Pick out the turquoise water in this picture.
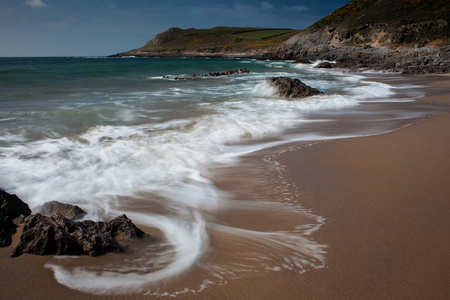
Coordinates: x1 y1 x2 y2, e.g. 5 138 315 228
0 57 442 295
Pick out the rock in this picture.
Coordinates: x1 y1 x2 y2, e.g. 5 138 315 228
0 218 15 247
0 190 150 257
97 214 146 241
35 201 87 220
270 29 450 75
0 189 31 247
11 213 148 257
315 62 334 68
170 68 250 80
267 77 324 99
0 189 32 219
197 68 250 77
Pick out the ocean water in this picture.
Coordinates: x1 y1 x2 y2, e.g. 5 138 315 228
0 57 443 295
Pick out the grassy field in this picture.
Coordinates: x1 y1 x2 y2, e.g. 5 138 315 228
232 29 296 39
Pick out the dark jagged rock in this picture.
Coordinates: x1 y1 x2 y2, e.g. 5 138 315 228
35 201 87 220
315 62 334 69
98 214 146 241
195 68 250 77
169 68 250 80
0 189 32 219
11 213 148 257
0 190 150 258
0 189 31 247
268 44 450 75
0 217 15 247
267 77 324 99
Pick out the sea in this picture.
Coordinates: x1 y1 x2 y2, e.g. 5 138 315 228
0 57 444 296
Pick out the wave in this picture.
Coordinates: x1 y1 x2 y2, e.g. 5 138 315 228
0 58 428 295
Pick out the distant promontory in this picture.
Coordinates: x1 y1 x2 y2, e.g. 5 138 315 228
111 0 450 74
111 27 300 58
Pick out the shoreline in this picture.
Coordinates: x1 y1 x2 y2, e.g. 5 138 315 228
200 74 450 299
110 46 450 76
1 74 449 299
272 75 450 299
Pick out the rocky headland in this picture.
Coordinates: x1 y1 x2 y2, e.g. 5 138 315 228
264 0 450 75
111 0 450 75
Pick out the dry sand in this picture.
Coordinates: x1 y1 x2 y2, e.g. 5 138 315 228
1 75 449 299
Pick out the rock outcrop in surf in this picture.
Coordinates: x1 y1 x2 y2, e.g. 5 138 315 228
167 68 250 80
267 77 324 99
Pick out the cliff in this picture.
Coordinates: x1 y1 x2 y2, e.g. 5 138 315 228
269 0 450 74
303 0 450 49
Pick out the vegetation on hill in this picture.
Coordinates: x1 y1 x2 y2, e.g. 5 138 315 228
136 27 300 54
270 0 450 74
311 0 449 29
114 0 450 58
305 0 450 47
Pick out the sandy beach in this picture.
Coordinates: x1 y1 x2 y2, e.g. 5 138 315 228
275 90 450 298
1 74 449 299
203 75 450 300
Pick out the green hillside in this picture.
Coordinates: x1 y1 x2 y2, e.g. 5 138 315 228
137 27 300 53
310 0 450 29
305 0 450 47
113 0 450 57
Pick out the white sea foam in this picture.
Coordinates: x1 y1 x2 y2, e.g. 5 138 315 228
46 210 207 294
310 60 336 68
347 81 395 100
1 58 430 295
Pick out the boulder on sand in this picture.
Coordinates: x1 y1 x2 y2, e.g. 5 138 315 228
11 213 147 257
0 189 150 258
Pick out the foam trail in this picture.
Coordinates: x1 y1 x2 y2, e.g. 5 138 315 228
1 58 435 296
47 210 207 294
216 225 327 271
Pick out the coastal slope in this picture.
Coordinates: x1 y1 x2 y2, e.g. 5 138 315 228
111 0 450 74
111 27 299 58
270 0 450 74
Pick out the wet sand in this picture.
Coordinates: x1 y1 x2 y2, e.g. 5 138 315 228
275 111 450 298
204 75 450 299
1 75 449 299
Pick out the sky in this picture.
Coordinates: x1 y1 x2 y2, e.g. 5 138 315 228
0 0 349 57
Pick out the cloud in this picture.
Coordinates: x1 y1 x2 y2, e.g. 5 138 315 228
261 2 274 11
25 0 47 8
